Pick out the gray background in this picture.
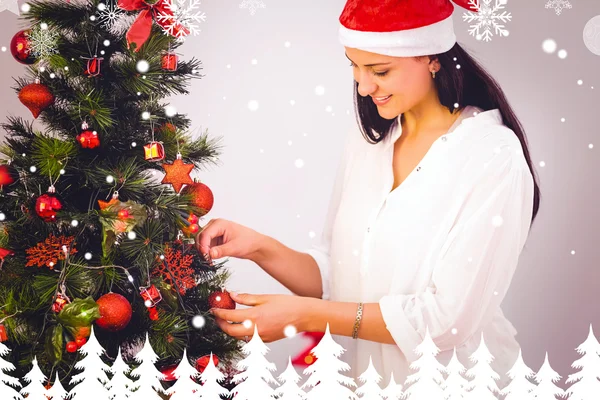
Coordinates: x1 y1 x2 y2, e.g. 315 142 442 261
1 0 599 388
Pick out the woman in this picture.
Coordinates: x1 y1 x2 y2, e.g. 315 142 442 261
196 0 541 390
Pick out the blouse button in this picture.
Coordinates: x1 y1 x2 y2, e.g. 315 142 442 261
367 227 370 233
441 136 447 141
416 166 421 171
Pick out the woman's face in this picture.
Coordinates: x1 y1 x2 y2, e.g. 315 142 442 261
345 47 436 120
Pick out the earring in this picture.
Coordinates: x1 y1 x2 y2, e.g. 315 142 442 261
431 70 436 79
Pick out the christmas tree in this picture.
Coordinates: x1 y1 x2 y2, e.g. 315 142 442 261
0 0 240 389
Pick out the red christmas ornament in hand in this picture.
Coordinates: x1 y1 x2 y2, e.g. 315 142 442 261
208 290 236 310
35 193 62 222
182 180 214 216
95 293 133 332
196 354 219 373
76 122 100 148
18 79 55 119
10 30 35 65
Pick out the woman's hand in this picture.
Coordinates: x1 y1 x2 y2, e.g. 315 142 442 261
210 292 317 343
195 218 265 263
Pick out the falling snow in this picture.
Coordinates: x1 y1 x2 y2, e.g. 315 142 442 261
97 2 124 31
28 24 59 58
157 0 206 40
545 0 572 15
239 0 266 16
462 0 512 42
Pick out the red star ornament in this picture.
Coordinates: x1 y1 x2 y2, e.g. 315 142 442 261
162 156 194 193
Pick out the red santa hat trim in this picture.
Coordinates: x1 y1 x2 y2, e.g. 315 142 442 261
338 0 478 57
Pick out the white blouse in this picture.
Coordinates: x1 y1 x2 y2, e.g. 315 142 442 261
305 105 534 390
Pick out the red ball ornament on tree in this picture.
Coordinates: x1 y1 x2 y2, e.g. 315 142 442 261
95 293 133 332
161 365 178 382
208 290 236 310
75 337 87 348
196 354 219 373
76 122 100 149
117 209 130 220
66 341 78 353
0 165 17 187
182 180 214 216
10 30 35 65
18 79 55 119
0 324 8 342
35 191 62 222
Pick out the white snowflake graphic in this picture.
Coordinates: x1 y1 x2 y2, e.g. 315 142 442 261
28 23 59 58
97 1 124 30
157 0 206 41
545 0 572 15
239 0 266 16
462 0 511 42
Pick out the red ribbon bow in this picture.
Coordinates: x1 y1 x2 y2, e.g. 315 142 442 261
117 0 190 52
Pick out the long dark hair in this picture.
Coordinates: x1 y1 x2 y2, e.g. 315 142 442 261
353 43 541 225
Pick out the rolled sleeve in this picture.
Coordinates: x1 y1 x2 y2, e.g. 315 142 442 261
379 138 535 360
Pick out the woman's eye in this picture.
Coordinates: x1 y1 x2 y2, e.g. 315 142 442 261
374 71 389 77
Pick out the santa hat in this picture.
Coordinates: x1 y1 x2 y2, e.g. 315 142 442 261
338 0 478 57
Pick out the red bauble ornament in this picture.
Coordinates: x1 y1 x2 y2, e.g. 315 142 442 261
0 324 7 342
143 141 165 161
75 337 87 348
187 213 198 224
10 30 35 65
196 354 219 374
161 154 194 193
188 223 199 234
148 307 159 321
182 180 214 216
161 365 178 381
0 165 17 187
208 290 236 310
35 192 62 222
18 79 55 119
66 341 78 353
76 122 101 149
95 293 133 332
161 52 178 71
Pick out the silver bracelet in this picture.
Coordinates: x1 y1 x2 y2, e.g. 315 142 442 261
352 302 364 339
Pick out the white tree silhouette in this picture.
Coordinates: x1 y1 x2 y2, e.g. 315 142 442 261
165 348 203 399
355 356 385 399
274 356 305 400
0 341 22 400
301 323 357 399
129 333 166 399
565 324 600 399
380 371 403 400
464 333 500 400
530 352 565 400
109 346 135 399
197 353 230 399
230 324 279 400
46 372 68 400
402 327 446 400
20 357 49 399
443 347 469 400
69 326 111 399
499 348 536 400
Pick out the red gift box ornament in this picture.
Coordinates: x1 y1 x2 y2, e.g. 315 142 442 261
52 292 70 313
143 141 165 161
83 56 104 77
161 52 178 71
0 324 7 342
117 0 190 52
140 284 162 307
